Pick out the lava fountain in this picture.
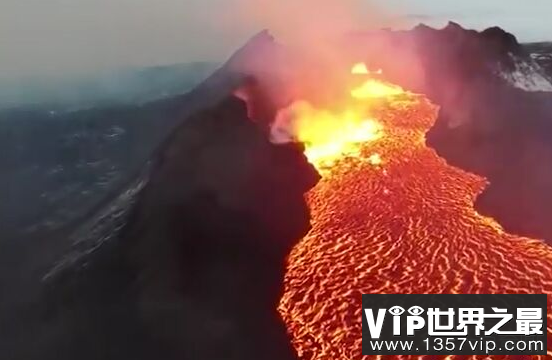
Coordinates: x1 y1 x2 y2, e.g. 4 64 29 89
271 63 405 169
277 63 552 359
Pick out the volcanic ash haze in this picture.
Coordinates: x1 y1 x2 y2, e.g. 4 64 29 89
224 0 391 45
221 0 425 102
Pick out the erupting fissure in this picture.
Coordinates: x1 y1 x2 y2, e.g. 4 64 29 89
272 63 405 169
277 63 552 359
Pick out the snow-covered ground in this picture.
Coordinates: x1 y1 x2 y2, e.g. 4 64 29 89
499 53 552 92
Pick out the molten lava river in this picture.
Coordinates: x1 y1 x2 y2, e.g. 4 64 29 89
277 65 552 359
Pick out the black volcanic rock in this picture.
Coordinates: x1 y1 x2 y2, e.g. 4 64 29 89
406 25 552 242
426 87 552 243
27 96 319 360
480 26 522 56
411 22 520 85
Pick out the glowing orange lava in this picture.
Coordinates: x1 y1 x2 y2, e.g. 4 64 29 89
278 64 552 359
280 101 383 168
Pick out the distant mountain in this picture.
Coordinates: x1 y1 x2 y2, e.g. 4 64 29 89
0 62 218 111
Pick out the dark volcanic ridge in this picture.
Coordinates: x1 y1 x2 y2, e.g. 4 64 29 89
11 96 319 360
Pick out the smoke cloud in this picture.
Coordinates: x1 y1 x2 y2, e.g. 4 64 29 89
2 0 551 81
219 0 394 46
215 0 429 126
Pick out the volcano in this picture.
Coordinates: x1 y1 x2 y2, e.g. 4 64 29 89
6 22 552 360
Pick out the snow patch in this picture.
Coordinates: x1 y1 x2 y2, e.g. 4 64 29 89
499 54 552 92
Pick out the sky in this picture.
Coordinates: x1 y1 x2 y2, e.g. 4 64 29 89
1 0 551 79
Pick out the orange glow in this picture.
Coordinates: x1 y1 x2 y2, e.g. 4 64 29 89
283 101 383 168
351 78 405 99
350 62 404 99
276 63 407 169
